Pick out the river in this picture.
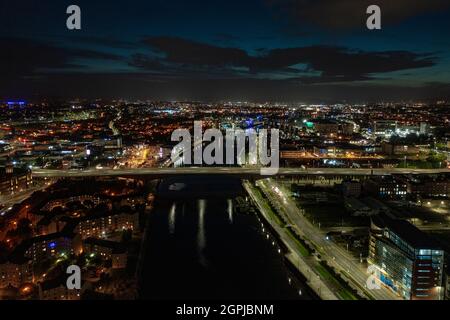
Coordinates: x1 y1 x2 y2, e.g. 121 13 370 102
139 176 316 300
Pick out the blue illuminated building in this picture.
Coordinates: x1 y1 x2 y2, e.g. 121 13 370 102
5 101 26 109
369 214 445 300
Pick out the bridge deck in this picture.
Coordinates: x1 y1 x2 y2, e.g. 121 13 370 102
31 167 450 178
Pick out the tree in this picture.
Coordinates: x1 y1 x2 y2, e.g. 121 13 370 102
426 151 446 165
121 229 132 244
16 218 33 237
0 241 9 259
34 157 46 168
94 203 110 215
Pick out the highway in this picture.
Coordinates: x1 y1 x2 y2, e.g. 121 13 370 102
257 179 401 300
0 180 55 241
31 167 450 178
325 224 450 232
0 180 54 210
243 181 339 300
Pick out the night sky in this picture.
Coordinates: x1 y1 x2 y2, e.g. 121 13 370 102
1 0 450 102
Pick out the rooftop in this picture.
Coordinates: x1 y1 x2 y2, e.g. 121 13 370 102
372 214 442 250
84 237 126 254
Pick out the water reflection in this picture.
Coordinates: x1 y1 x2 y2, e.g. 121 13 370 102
168 203 176 234
197 199 208 267
139 176 314 300
227 199 233 224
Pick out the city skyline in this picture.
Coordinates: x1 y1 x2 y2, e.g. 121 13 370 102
1 99 450 302
2 0 450 305
2 0 450 102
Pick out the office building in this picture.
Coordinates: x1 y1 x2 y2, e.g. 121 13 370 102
369 214 445 300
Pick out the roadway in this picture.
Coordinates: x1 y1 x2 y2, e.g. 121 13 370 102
31 167 450 178
243 181 339 300
257 179 401 300
325 224 450 232
0 180 54 211
0 180 55 241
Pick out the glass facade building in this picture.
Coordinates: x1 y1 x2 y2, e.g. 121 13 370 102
369 214 444 300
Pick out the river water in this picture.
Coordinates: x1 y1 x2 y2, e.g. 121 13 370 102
139 176 315 300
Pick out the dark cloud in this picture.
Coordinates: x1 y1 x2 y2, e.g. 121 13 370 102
0 36 444 103
0 37 437 84
129 53 168 72
268 0 450 30
1 37 122 77
3 73 450 103
67 35 138 49
141 36 250 68
213 33 241 42
135 36 437 83
129 52 247 79
255 47 436 78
